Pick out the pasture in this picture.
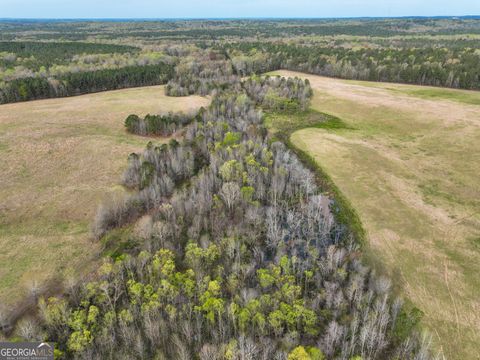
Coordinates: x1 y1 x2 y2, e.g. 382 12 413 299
271 70 480 360
0 87 208 309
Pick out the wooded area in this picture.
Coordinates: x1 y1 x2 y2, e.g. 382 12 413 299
29 75 429 359
1 18 479 104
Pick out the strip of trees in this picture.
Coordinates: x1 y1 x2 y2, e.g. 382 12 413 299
224 43 480 90
0 63 174 103
244 75 313 111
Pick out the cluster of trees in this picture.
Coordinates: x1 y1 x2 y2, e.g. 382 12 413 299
0 63 174 103
10 75 432 359
164 48 314 111
124 110 204 137
165 50 240 96
224 43 480 90
244 76 313 111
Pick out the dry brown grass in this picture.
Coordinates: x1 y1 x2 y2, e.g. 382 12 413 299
0 86 208 308
271 70 480 360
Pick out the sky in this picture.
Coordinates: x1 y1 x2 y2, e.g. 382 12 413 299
1 0 479 19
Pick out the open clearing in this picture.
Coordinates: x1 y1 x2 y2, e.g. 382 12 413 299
271 71 480 360
0 87 208 309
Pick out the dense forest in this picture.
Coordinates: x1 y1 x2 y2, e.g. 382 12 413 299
0 63 173 103
11 74 431 360
0 42 139 69
0 41 173 103
0 18 480 104
2 18 480 41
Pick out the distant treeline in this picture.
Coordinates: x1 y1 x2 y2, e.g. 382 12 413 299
0 63 174 104
224 43 480 90
0 41 139 69
3 18 480 42
1 19 480 104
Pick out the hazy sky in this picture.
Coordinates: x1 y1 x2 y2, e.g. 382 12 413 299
1 0 479 19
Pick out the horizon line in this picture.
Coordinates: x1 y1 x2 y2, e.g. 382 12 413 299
1 15 480 21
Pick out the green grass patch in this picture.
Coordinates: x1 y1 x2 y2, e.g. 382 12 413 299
0 219 88 237
101 226 138 260
418 181 458 205
314 116 352 130
326 77 480 106
395 88 480 106
0 141 8 152
469 236 480 251
265 108 352 134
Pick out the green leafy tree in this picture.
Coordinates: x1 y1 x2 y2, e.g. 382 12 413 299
288 346 311 360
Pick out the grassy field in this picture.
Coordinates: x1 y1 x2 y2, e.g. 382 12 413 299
270 71 480 360
0 87 208 309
